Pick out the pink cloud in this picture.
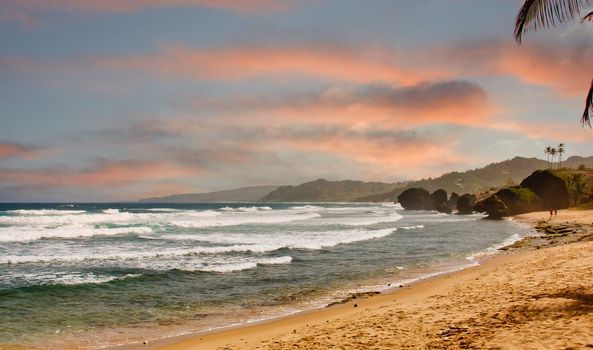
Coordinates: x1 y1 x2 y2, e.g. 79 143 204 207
494 43 593 96
197 81 496 128
0 142 44 159
0 160 202 188
94 45 450 85
431 41 593 97
276 135 469 168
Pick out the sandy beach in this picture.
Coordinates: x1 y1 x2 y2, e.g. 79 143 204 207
116 209 593 350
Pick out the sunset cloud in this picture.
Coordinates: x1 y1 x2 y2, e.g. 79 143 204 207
0 160 201 188
268 128 470 169
195 80 494 127
433 40 593 97
494 42 593 96
94 45 449 85
0 142 44 159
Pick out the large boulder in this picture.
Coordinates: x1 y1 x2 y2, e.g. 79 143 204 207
494 187 541 214
430 189 448 210
456 193 477 215
520 170 569 210
397 188 431 210
448 192 460 210
474 195 510 219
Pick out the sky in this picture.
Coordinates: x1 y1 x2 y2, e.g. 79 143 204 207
1 0 592 202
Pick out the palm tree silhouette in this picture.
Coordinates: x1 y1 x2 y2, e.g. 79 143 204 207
557 143 565 168
544 146 554 168
514 0 593 126
550 147 558 168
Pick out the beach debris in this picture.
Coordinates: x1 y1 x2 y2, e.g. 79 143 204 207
326 291 379 307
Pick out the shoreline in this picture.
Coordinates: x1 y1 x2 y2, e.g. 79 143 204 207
108 251 488 350
116 247 534 350
112 210 591 350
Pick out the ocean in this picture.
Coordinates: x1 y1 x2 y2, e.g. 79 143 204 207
0 202 531 348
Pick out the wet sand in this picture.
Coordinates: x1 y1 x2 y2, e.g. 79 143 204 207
115 209 593 349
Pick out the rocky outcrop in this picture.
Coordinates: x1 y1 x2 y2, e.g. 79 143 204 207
474 195 510 219
431 189 448 208
397 188 453 212
431 189 452 213
456 193 477 215
474 170 568 219
448 192 460 210
493 187 541 214
397 188 431 210
519 170 569 210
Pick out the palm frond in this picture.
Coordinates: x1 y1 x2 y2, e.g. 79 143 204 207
581 79 593 127
515 0 592 43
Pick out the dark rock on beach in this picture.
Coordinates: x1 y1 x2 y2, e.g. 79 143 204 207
456 193 476 215
519 170 569 210
448 192 460 210
492 187 541 215
397 188 432 210
431 189 448 210
474 195 510 219
475 170 570 219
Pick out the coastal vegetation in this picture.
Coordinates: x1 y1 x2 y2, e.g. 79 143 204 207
544 143 566 168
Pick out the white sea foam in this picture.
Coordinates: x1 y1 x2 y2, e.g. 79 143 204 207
466 233 523 260
381 202 402 209
324 211 403 226
342 215 402 226
5 209 87 215
165 227 395 250
144 208 182 212
0 243 286 264
200 256 292 273
288 205 324 211
398 225 424 230
220 206 273 212
4 272 141 286
170 212 320 228
0 226 396 264
0 225 153 242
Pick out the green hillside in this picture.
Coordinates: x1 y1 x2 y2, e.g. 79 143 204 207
260 179 402 202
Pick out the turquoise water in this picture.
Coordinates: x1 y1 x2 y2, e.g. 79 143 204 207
0 203 530 348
